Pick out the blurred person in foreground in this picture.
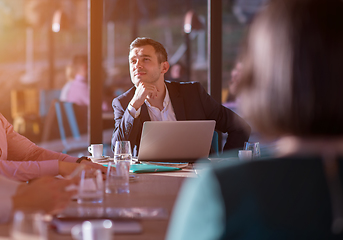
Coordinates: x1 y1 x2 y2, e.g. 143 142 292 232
0 113 106 182
167 0 343 239
111 37 251 155
0 174 77 223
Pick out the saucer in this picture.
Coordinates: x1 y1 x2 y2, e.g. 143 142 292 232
89 156 110 163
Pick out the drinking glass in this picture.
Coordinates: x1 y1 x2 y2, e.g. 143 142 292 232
238 150 253 160
244 142 261 159
77 169 104 204
113 141 131 193
10 211 47 240
114 141 132 163
106 161 130 194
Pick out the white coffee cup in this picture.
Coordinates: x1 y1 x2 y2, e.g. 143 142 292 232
238 150 253 160
71 219 113 240
88 144 103 158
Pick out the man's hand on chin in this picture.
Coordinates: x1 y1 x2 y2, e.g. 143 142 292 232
130 82 158 110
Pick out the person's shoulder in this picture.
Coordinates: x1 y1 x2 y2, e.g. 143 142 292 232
212 155 321 179
112 86 135 107
0 113 6 121
67 81 87 93
165 81 202 93
165 80 201 87
61 81 72 89
0 113 7 127
114 86 135 100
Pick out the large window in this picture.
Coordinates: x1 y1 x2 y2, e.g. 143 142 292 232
0 0 257 144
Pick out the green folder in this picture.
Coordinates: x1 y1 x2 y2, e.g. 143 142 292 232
129 164 182 173
103 163 182 173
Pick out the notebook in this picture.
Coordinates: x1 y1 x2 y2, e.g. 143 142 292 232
137 120 216 162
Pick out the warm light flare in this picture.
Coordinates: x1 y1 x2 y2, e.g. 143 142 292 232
52 23 60 33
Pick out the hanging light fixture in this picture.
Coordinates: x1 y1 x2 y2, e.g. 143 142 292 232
52 9 69 32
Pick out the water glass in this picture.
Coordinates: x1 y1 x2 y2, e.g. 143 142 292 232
106 161 130 194
77 169 104 204
244 142 261 159
238 150 253 160
114 141 132 163
10 211 47 240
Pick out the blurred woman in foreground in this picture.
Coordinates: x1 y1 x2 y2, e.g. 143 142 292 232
0 175 77 223
167 0 343 239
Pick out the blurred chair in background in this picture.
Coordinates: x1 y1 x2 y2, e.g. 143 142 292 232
39 89 61 118
11 89 40 141
54 101 88 154
11 88 62 143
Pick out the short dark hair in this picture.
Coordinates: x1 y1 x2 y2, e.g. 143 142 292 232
238 0 343 138
130 37 168 63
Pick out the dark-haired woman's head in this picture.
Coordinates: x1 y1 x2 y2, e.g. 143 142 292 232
239 0 343 139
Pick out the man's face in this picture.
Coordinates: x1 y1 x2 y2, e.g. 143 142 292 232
129 45 167 86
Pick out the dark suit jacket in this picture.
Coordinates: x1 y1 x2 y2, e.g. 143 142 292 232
111 81 251 156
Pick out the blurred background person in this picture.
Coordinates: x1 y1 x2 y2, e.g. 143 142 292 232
223 61 242 112
59 55 87 105
60 55 111 111
59 64 75 102
167 0 343 239
168 61 187 82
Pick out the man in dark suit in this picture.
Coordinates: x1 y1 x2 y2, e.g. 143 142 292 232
112 37 250 156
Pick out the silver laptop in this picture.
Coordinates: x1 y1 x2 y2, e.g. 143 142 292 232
137 120 216 162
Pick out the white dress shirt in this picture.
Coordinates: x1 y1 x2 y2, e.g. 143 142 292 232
59 81 73 101
128 86 177 121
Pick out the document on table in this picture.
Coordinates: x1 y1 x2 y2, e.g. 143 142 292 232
58 206 168 219
52 218 142 234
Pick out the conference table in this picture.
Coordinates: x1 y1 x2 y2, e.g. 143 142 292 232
0 165 197 240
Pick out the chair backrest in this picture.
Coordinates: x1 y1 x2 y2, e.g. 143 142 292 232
54 101 88 141
53 101 88 153
55 101 78 141
39 89 61 117
211 131 219 156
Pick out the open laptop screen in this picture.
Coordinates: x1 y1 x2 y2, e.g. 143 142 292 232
137 120 216 162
